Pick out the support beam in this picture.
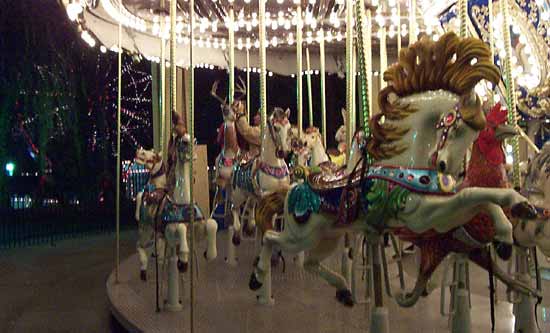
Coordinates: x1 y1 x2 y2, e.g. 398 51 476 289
188 0 196 331
246 48 251 121
259 0 267 134
296 5 303 136
409 0 417 44
306 47 313 128
501 0 520 188
319 30 327 147
115 0 122 284
345 0 354 157
228 6 235 104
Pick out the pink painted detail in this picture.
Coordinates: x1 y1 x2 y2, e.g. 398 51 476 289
258 161 289 179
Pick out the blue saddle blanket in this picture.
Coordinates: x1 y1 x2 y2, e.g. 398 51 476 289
162 202 204 223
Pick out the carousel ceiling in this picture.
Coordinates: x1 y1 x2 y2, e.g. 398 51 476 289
62 0 437 75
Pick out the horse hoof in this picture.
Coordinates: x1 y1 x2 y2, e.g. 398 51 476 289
243 227 255 237
249 272 262 291
421 288 429 297
270 255 279 268
177 260 188 273
493 241 513 261
140 270 147 282
232 234 241 246
335 289 354 307
511 202 538 220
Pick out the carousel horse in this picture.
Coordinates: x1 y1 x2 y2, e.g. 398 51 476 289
394 103 545 308
288 136 310 182
230 107 292 248
329 108 348 167
134 114 217 281
134 148 167 281
249 33 540 309
515 141 550 254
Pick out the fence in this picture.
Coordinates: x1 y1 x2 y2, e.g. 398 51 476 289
0 200 135 249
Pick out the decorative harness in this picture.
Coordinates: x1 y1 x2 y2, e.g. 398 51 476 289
289 105 467 227
232 116 290 196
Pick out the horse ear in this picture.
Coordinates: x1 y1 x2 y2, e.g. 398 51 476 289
285 108 291 118
172 111 181 126
341 108 347 124
387 92 399 104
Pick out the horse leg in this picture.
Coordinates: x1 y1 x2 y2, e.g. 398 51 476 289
175 223 189 273
205 218 218 261
468 247 541 299
402 188 532 245
135 191 143 221
304 235 353 306
137 223 153 281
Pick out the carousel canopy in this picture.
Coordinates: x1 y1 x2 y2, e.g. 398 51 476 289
62 0 437 75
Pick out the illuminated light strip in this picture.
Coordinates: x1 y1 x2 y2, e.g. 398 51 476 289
101 0 147 32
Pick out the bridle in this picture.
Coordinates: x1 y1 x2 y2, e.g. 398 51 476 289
431 102 463 168
176 137 193 163
268 116 288 159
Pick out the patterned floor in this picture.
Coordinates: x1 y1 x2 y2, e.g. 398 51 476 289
107 231 550 333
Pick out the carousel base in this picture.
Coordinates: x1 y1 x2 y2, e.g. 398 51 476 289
107 231 547 333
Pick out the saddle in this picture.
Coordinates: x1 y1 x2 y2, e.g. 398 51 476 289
232 158 257 194
161 197 205 225
142 185 167 206
307 165 363 192
289 164 366 227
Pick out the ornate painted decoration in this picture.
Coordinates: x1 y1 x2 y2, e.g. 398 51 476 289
440 0 550 118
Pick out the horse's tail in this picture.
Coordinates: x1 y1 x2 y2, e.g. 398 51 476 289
256 189 288 235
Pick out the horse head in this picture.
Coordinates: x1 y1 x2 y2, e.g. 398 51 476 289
135 148 162 174
267 107 292 159
369 32 500 181
515 143 550 257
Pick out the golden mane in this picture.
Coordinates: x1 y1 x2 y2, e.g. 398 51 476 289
367 32 500 160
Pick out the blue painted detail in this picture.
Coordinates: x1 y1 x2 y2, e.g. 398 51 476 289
232 161 255 193
367 165 455 194
162 202 205 223
212 188 227 230
288 183 321 217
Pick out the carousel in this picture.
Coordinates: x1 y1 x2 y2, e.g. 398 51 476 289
62 0 550 332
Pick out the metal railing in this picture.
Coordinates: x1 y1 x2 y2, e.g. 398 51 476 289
0 198 135 249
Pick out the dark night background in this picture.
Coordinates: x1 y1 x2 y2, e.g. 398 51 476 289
0 0 347 208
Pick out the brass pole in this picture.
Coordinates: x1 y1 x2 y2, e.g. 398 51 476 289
115 0 122 284
228 6 235 103
306 47 313 128
259 0 267 134
319 30 327 147
187 0 196 331
345 0 354 157
296 4 303 136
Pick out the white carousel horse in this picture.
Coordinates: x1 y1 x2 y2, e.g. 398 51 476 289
134 116 217 285
335 108 347 155
163 134 218 271
134 148 167 281
515 141 550 253
250 34 540 316
512 142 550 332
228 107 292 265
302 127 330 168
134 142 218 277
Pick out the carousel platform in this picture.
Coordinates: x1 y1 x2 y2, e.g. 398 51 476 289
107 231 550 333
